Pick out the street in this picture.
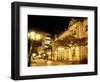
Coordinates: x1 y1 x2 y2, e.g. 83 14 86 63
30 59 81 66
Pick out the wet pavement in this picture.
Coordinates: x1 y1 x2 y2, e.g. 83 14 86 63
30 59 82 66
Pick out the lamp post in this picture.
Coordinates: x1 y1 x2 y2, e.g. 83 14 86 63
28 31 41 66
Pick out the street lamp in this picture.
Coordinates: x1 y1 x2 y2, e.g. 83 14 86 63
36 34 41 40
28 31 41 40
28 31 41 66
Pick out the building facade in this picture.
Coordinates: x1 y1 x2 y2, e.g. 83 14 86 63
53 18 88 64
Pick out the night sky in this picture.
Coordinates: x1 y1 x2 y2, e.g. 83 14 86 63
28 15 71 36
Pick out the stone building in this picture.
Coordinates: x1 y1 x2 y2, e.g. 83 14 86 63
53 18 88 64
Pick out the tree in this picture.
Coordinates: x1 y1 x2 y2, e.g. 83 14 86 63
28 40 42 66
54 35 87 62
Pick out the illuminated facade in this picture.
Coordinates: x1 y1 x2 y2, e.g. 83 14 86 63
53 18 88 63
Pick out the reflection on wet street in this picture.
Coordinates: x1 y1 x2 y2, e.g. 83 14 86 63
30 59 85 66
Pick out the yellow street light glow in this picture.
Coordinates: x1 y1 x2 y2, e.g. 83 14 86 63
28 31 41 40
28 31 36 40
30 32 35 40
36 34 41 40
43 53 46 56
32 53 36 57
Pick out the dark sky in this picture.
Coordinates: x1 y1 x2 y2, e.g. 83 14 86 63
28 15 71 36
